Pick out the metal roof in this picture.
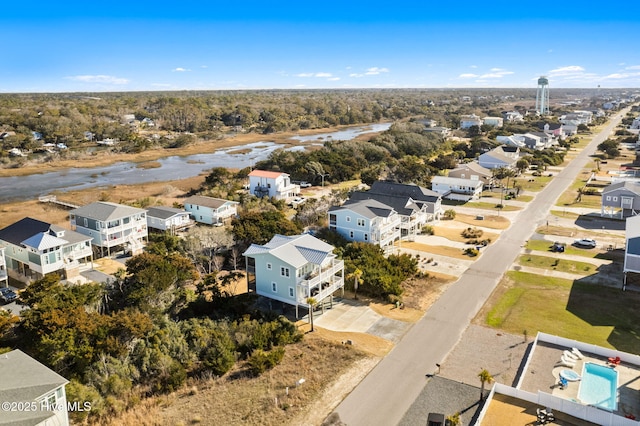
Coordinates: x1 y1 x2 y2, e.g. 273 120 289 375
69 201 146 221
21 232 67 251
243 234 335 268
183 196 238 209
331 198 396 219
146 206 189 220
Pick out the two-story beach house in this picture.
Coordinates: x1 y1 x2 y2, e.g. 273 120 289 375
478 146 519 169
183 195 239 225
460 114 483 129
0 349 70 426
249 170 299 200
244 234 344 318
348 181 443 240
328 199 401 250
601 181 640 219
69 202 148 257
0 217 93 284
448 162 493 187
624 215 640 286
146 206 193 233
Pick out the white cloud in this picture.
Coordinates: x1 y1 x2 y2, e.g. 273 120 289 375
66 75 129 85
625 65 640 70
480 68 514 78
173 67 191 72
458 73 478 79
365 67 389 75
295 72 333 78
548 65 585 76
327 77 340 81
470 65 478 69
349 73 364 78
200 65 208 69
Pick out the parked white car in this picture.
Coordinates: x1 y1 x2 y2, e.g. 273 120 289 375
574 238 596 248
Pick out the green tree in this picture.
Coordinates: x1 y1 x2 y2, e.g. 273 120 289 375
306 297 318 332
478 368 494 400
231 210 302 247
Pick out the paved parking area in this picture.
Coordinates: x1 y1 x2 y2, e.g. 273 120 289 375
314 299 412 343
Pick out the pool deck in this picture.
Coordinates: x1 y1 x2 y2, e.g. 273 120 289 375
519 340 640 419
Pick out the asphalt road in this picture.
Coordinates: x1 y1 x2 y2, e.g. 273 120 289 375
333 111 628 426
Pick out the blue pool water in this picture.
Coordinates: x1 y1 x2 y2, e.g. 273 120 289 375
578 362 618 411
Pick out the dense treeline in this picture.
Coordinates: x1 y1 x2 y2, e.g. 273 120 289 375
0 235 302 422
0 88 612 157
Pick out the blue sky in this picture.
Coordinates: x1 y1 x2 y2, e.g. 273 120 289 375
2 1 639 93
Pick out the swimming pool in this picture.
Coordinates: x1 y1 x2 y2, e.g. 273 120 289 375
578 362 618 411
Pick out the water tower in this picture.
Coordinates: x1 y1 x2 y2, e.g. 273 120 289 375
536 76 550 115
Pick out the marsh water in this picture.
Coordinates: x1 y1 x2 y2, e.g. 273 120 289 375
0 123 391 202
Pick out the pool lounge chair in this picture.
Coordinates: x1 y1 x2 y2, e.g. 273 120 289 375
608 356 621 366
560 355 576 367
563 350 578 360
571 347 584 359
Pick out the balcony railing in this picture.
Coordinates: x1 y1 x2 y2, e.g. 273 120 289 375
297 260 344 304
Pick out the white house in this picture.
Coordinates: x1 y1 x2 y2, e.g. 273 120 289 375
244 234 344 318
328 199 401 250
460 114 483 129
69 202 148 257
0 217 93 284
183 195 239 225
431 176 483 201
146 206 193 232
249 170 300 200
503 111 524 122
478 146 519 169
348 181 443 241
448 162 493 186
482 117 504 128
0 349 70 426
631 116 640 130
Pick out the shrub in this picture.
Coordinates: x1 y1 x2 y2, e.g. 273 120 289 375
461 227 483 239
247 347 285 376
443 209 456 220
422 225 435 235
464 248 479 257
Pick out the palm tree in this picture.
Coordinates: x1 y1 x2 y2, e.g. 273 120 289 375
306 297 318 332
478 368 494 401
347 268 363 300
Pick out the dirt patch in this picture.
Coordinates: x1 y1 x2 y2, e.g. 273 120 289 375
93 258 126 275
400 242 470 260
453 213 511 229
401 274 458 311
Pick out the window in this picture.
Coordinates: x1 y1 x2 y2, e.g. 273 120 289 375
271 282 277 292
267 263 272 270
613 197 618 202
289 287 294 297
606 196 611 201
83 218 88 227
280 267 290 277
350 231 354 238
346 216 351 222
364 234 368 241
357 218 365 227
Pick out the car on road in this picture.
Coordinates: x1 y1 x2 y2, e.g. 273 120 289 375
0 287 18 304
574 238 597 248
299 181 312 188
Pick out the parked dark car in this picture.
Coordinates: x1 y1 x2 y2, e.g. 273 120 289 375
552 242 565 252
0 287 18 304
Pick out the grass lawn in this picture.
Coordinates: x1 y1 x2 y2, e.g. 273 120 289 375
515 176 552 192
517 254 597 275
478 271 640 353
524 239 605 258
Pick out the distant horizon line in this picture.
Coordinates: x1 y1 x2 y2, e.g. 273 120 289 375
1 87 639 96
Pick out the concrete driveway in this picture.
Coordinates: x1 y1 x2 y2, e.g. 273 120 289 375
314 298 412 343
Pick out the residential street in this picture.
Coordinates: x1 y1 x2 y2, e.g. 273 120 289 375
332 112 627 425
